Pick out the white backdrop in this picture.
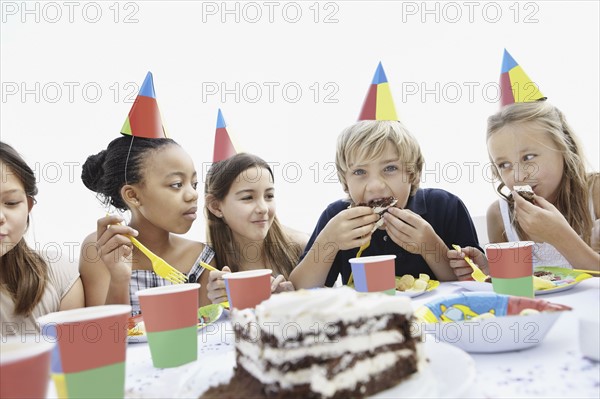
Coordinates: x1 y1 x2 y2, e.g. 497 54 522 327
1 1 598 260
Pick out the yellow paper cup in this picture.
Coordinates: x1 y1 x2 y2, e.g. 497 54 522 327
0 337 55 399
137 283 200 368
223 269 272 309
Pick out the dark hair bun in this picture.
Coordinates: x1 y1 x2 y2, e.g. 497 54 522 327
81 150 107 193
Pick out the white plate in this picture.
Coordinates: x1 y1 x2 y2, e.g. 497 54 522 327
373 340 475 398
452 280 579 296
396 288 437 298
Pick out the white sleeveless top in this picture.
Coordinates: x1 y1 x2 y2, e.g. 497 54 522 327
498 193 599 268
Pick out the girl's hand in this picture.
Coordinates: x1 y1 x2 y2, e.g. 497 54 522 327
513 192 573 244
271 274 295 293
96 215 137 281
383 208 439 255
321 206 379 251
206 266 231 304
447 246 489 280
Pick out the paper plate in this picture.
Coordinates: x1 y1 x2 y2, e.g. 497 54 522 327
453 267 592 296
127 304 224 344
415 292 571 353
396 279 440 298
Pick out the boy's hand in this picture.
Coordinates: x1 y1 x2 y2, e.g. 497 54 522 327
513 192 572 244
383 208 439 255
207 266 231 304
447 246 489 280
321 206 379 250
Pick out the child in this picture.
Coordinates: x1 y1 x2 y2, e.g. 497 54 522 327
79 73 216 314
289 64 480 289
203 111 308 304
449 51 599 277
1 142 84 336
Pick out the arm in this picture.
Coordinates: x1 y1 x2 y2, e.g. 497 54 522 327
486 200 507 244
514 193 600 271
79 215 137 306
289 207 378 289
198 255 217 307
59 277 85 311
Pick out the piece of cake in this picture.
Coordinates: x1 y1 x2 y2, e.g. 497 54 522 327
225 287 422 398
353 196 398 232
514 185 535 203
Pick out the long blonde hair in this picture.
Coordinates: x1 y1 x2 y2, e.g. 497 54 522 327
487 101 595 244
204 153 302 278
0 142 49 316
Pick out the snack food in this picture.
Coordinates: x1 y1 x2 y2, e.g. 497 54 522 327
514 185 535 203
354 196 398 232
396 273 430 292
209 287 422 398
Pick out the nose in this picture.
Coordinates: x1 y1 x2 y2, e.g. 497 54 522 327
514 162 532 183
183 184 199 202
0 208 5 225
365 175 387 195
255 198 268 215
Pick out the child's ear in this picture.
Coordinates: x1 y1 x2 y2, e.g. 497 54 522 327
206 195 223 218
26 196 34 212
121 185 141 208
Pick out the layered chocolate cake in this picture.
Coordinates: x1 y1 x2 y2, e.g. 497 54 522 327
514 185 535 203
207 287 422 398
355 196 398 232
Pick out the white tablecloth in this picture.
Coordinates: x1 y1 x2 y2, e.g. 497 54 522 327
48 278 600 398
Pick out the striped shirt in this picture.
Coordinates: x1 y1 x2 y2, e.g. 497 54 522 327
128 245 215 315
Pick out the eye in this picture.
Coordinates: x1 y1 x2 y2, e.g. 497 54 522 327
266 193 275 200
241 195 253 201
352 169 366 176
496 162 512 170
522 154 536 162
4 201 22 206
170 182 183 189
383 165 398 173
192 181 198 190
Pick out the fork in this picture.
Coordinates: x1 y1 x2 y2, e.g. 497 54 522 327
452 244 488 282
347 241 370 287
129 236 188 284
197 261 230 309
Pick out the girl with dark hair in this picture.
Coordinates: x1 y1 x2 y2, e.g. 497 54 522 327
1 142 84 336
80 136 216 314
204 153 308 304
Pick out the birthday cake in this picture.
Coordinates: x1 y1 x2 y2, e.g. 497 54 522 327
206 287 421 398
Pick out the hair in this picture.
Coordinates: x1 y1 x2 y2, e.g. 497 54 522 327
81 135 177 211
487 101 595 245
0 141 50 316
335 120 424 199
204 153 302 278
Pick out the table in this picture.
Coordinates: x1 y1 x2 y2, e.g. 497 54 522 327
48 279 600 398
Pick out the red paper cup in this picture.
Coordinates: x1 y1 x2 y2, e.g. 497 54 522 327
0 337 55 399
136 283 200 368
485 241 534 298
349 255 396 295
223 269 272 309
37 305 131 398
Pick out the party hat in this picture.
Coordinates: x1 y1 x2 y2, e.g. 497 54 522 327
213 109 237 162
358 62 398 121
500 49 546 107
121 72 167 138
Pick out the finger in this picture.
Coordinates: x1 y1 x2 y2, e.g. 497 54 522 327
447 249 464 260
97 225 138 248
383 213 412 238
345 206 376 218
353 223 375 239
387 207 419 227
271 275 285 292
101 235 133 255
462 246 482 258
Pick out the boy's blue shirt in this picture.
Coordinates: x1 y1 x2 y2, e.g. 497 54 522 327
300 188 482 286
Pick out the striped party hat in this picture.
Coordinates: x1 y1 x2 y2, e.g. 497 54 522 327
213 109 237 162
121 72 167 138
358 62 399 121
500 49 546 107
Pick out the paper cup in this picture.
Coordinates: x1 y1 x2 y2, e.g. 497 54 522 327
0 337 55 398
223 269 272 309
349 255 396 295
136 283 200 368
485 241 534 298
37 305 131 399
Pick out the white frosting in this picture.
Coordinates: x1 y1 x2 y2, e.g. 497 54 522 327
239 349 415 397
237 330 405 365
231 287 413 345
